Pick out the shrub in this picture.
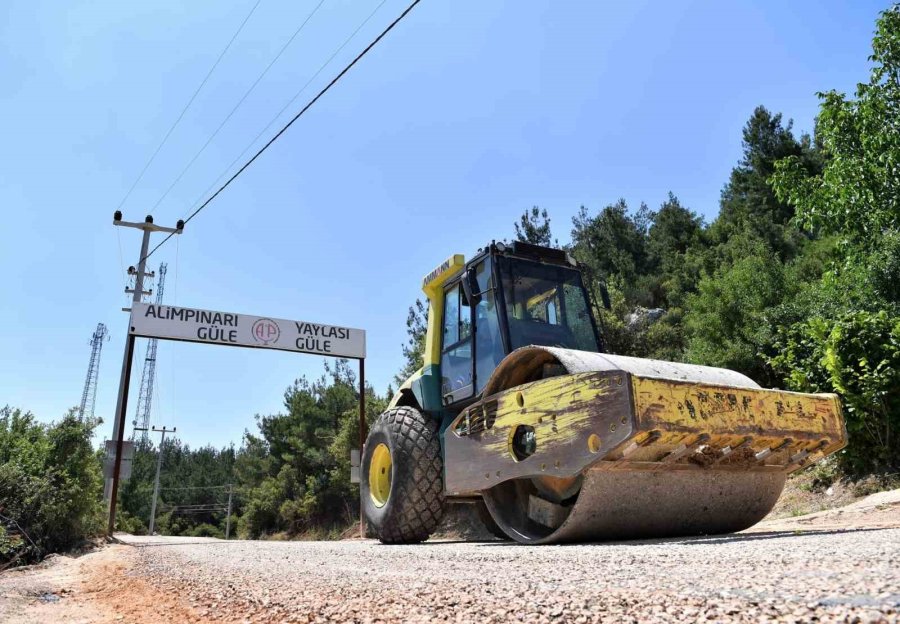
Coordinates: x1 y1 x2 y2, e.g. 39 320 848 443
0 408 104 564
772 310 900 473
185 523 224 539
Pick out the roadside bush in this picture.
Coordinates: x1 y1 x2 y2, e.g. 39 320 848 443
0 525 16 557
115 510 148 535
185 523 224 539
0 407 104 564
797 456 842 492
772 310 900 473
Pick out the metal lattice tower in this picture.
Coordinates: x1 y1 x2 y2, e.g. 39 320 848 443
133 262 167 443
78 323 109 422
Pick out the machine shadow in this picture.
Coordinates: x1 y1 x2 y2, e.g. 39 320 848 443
458 526 891 547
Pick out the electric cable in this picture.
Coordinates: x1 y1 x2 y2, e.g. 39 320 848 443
115 228 128 291
114 0 263 214
177 0 387 222
153 363 162 431
147 0 328 216
139 0 422 265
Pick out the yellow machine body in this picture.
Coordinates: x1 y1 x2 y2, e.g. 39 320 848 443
446 367 845 494
443 346 847 543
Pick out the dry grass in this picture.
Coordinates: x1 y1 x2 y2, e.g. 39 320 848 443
768 458 900 520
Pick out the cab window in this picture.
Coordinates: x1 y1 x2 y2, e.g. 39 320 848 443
440 283 473 402
474 259 504 394
499 257 600 353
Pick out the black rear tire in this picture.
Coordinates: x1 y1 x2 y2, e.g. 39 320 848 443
361 406 445 544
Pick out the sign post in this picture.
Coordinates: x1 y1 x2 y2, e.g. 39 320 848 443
358 358 366 539
106 301 366 536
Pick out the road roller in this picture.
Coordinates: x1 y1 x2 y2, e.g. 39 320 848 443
361 241 847 544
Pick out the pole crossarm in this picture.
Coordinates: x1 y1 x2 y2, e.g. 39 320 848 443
113 214 184 235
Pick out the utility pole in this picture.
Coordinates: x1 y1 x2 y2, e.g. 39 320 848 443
225 484 233 540
135 425 175 535
108 212 182 536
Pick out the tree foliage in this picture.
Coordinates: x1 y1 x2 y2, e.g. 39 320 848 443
772 311 900 471
772 6 900 245
394 298 427 386
711 106 821 259
764 6 900 471
515 206 555 247
684 243 787 386
234 362 387 538
116 361 390 540
0 408 103 565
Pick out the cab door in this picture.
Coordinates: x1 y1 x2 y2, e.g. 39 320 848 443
440 281 473 404
440 257 507 406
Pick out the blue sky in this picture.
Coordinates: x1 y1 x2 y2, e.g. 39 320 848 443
0 0 887 449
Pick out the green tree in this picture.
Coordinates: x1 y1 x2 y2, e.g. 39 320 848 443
643 193 706 310
767 6 900 472
684 239 787 386
514 206 555 247
711 105 820 259
394 299 427 386
772 6 900 246
235 362 385 538
647 193 703 276
571 199 649 291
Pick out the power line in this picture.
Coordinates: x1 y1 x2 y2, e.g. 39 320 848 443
153 358 162 431
115 227 127 289
114 0 263 214
140 0 422 265
176 0 388 222
147 0 328 216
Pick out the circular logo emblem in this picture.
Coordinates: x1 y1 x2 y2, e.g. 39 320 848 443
251 318 280 345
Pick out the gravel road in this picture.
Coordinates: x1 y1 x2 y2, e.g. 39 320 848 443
121 527 899 623
2 491 899 623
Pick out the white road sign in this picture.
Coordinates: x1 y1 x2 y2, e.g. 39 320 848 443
129 302 366 359
103 440 134 480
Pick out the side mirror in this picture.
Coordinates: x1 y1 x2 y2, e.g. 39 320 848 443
461 267 482 306
598 282 611 310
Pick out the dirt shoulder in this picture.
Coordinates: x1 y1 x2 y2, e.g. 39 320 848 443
754 487 900 532
0 543 207 624
767 467 900 520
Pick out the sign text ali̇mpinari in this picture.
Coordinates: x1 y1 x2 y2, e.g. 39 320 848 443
129 302 365 359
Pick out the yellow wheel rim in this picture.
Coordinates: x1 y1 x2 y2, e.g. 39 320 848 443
369 443 392 508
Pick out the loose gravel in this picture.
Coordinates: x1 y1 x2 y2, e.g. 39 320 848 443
121 526 900 623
